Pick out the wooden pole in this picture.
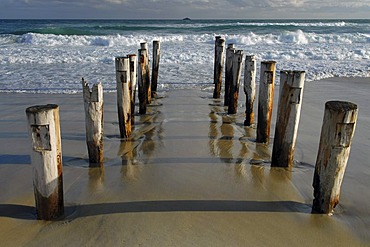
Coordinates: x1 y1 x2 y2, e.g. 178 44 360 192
224 43 235 106
138 49 148 114
213 36 225 99
140 42 151 104
227 50 244 114
312 101 358 215
256 61 276 143
271 71 305 168
26 104 64 220
243 55 257 126
115 56 132 138
82 78 104 167
151 40 160 99
128 54 137 125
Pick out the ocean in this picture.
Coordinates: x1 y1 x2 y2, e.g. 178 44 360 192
0 19 369 93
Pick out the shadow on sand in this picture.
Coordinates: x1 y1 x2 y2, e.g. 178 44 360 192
0 200 311 220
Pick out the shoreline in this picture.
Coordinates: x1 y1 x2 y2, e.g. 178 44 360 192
0 77 369 246
0 76 369 95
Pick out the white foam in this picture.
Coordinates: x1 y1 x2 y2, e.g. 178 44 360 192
236 21 348 27
7 30 370 49
0 29 369 93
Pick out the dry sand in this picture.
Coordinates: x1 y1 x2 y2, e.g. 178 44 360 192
0 77 369 246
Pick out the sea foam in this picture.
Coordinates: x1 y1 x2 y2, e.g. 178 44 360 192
0 19 369 93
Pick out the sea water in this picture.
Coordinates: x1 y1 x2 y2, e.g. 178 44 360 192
0 19 369 93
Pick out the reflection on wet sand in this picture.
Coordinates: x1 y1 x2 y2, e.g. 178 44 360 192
120 140 141 181
118 103 164 180
208 104 272 166
207 100 293 194
208 106 240 163
88 167 105 193
1 84 369 246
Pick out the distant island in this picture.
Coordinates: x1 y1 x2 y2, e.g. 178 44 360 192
183 18 191 21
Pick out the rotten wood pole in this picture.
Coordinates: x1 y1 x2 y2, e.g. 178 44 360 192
227 50 244 114
256 61 276 143
26 104 64 220
115 56 132 138
138 49 148 114
224 43 235 106
128 54 137 124
213 36 225 99
271 71 305 168
312 101 358 215
140 42 151 104
151 40 160 99
82 78 104 167
243 55 257 126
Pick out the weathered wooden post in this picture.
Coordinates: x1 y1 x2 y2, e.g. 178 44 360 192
140 42 151 104
115 56 132 138
82 78 104 167
224 43 235 106
151 40 160 98
26 104 64 220
138 49 148 114
271 71 305 168
213 36 225 99
228 50 244 114
256 61 276 143
128 54 137 124
312 101 358 215
243 55 257 126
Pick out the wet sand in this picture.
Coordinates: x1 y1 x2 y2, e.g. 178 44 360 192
0 77 369 246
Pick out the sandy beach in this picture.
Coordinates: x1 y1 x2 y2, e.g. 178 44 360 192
0 77 369 246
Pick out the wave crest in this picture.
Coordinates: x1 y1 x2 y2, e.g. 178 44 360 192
12 30 370 48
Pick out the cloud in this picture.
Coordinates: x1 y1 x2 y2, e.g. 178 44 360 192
226 0 369 9
0 0 369 18
225 0 305 8
105 0 126 3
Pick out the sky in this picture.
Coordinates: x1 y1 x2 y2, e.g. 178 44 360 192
0 0 369 19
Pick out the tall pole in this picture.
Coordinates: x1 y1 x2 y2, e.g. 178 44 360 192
312 101 358 215
228 50 244 114
138 49 148 114
82 79 104 167
128 54 137 124
140 42 151 104
115 56 132 138
271 71 305 168
26 104 64 220
151 40 160 98
224 43 235 106
243 55 257 126
256 61 276 143
213 36 225 99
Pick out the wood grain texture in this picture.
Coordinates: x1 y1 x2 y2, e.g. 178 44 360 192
82 78 104 167
128 54 137 124
256 61 276 143
138 49 148 114
228 50 244 115
115 57 132 138
213 36 225 99
243 55 256 126
224 43 235 106
140 42 151 104
312 101 358 215
151 40 160 98
271 71 305 168
26 104 64 220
